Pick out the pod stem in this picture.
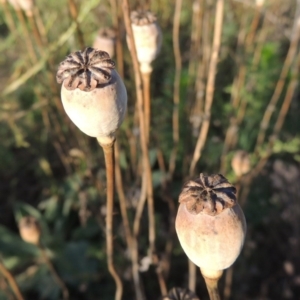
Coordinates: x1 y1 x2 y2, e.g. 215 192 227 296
39 245 69 300
0 260 24 300
201 269 223 300
98 138 123 300
142 71 152 143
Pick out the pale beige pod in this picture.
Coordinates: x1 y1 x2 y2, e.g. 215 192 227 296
17 0 34 16
7 0 21 10
231 150 251 177
56 47 127 142
129 10 162 73
93 28 116 58
19 216 41 245
175 174 246 275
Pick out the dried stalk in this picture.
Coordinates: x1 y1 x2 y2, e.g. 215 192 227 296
142 71 152 143
122 0 167 295
114 142 145 300
169 0 182 178
0 260 24 300
67 0 85 49
189 0 224 175
98 139 123 300
255 2 300 151
40 247 69 300
110 0 124 77
14 8 38 63
220 6 262 173
223 267 234 300
187 0 203 113
190 1 211 138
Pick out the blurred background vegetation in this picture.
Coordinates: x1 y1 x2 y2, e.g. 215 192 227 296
0 0 300 299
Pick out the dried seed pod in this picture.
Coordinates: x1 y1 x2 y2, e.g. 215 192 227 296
18 216 41 245
161 287 199 300
17 0 34 16
128 10 162 73
93 28 116 58
7 0 21 10
56 47 127 142
175 174 246 277
231 150 251 177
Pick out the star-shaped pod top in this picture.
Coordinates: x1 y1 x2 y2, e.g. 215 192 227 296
179 173 236 216
56 47 115 92
130 10 157 25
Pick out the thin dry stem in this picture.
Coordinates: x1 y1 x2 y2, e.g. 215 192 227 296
122 0 167 295
40 246 69 300
188 259 197 292
142 71 152 143
223 267 233 300
67 0 85 49
189 0 224 175
220 7 263 173
110 0 124 77
204 276 221 300
99 140 123 300
15 8 38 63
255 2 300 151
114 142 145 300
169 0 182 179
0 260 24 300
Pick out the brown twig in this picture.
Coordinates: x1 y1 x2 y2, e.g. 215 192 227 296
67 0 85 49
189 0 224 175
255 1 300 151
220 6 263 173
142 71 152 143
98 139 123 300
14 7 38 63
122 0 168 296
110 0 124 77
0 260 24 300
39 246 69 300
114 141 145 299
168 0 182 179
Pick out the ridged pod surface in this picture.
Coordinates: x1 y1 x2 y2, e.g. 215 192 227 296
56 47 127 139
175 174 246 273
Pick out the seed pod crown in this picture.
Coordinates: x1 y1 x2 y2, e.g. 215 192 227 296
179 173 236 216
56 47 115 92
130 10 157 25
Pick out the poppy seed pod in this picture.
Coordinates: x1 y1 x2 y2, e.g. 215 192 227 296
93 28 116 58
129 10 162 73
8 0 20 10
17 0 34 16
56 47 127 142
19 216 41 245
231 150 251 177
175 174 246 277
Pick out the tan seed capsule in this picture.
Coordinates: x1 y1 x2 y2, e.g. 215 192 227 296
231 150 251 177
56 47 127 142
128 10 162 73
175 174 246 276
19 216 41 245
93 28 116 58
